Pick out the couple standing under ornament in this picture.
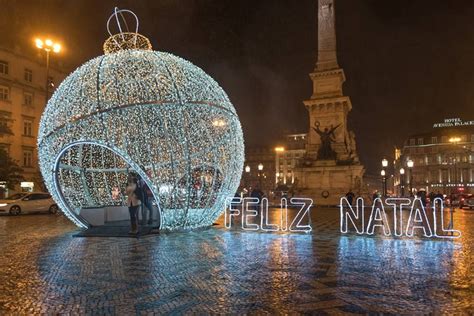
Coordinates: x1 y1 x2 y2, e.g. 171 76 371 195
125 169 157 234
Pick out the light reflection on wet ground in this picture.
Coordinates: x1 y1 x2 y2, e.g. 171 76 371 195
0 208 472 314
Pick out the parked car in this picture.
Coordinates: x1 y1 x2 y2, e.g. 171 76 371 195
446 193 472 208
0 192 58 215
460 194 474 209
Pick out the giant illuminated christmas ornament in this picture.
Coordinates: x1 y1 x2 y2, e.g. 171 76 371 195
37 8 244 230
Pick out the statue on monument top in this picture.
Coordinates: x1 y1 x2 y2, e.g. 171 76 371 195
313 121 340 160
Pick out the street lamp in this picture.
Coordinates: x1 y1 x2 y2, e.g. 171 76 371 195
381 169 386 197
244 165 250 192
449 137 461 190
381 158 388 195
257 163 263 189
35 38 61 105
407 159 414 196
400 167 405 197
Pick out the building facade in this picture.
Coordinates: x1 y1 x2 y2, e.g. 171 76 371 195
395 120 474 195
242 147 276 197
275 133 307 186
0 47 65 194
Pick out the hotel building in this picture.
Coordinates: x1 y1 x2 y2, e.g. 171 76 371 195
394 119 474 195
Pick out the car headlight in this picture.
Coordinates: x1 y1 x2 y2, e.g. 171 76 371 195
0 203 8 207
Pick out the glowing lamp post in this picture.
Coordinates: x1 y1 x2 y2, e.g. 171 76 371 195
35 38 61 105
400 167 405 197
381 158 388 196
381 169 386 197
407 159 414 196
244 165 251 191
258 163 263 189
449 137 461 189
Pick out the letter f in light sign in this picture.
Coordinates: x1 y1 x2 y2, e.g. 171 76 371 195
224 197 241 229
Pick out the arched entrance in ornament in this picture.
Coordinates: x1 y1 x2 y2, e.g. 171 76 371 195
52 141 162 230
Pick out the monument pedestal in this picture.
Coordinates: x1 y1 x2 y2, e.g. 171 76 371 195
288 0 365 205
294 162 364 206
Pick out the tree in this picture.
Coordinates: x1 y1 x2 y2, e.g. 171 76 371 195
0 148 24 189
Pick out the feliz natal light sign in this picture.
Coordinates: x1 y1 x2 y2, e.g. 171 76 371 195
224 196 461 239
224 197 313 232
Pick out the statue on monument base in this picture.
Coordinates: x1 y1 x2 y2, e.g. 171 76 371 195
313 121 340 160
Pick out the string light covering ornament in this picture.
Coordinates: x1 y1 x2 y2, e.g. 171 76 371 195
37 8 244 230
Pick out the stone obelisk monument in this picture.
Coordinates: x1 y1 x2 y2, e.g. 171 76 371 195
294 0 365 205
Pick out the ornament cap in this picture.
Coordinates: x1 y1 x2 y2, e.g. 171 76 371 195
103 7 152 54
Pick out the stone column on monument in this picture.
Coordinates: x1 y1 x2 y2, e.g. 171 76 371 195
293 0 365 205
316 0 339 71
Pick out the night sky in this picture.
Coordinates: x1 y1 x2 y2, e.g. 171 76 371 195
2 0 474 174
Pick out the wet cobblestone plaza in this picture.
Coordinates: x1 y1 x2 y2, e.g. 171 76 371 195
0 208 473 314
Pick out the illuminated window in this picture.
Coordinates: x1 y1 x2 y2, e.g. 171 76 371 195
0 60 8 75
431 136 437 144
417 138 423 145
0 85 9 101
23 92 33 106
23 150 33 167
24 68 33 82
409 138 415 146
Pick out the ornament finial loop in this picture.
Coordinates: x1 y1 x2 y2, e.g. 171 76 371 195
103 7 152 54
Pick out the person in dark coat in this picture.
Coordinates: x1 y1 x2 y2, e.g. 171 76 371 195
346 190 355 205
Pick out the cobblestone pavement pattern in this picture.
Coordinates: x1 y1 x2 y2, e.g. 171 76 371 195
0 208 473 314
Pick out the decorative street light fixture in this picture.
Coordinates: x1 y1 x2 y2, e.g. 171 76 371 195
244 165 251 191
257 163 263 189
449 137 461 190
407 159 414 196
381 158 388 196
381 169 386 197
35 38 61 105
400 167 405 197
